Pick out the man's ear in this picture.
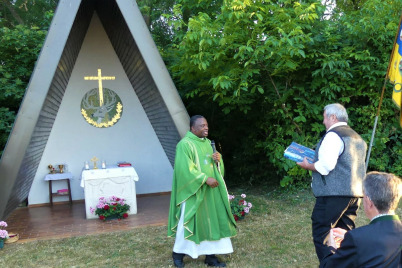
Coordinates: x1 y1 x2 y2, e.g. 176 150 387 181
366 196 375 209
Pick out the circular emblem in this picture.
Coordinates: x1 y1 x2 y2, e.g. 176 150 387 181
80 88 123 128
396 59 402 93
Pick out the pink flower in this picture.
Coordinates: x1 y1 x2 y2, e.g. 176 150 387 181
248 202 253 208
244 207 250 213
93 196 130 220
243 200 247 206
241 194 246 198
0 229 9 239
0 221 7 228
228 194 235 200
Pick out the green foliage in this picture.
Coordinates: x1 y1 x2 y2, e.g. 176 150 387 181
169 0 322 113
137 0 177 49
161 0 402 186
0 0 57 28
0 108 15 149
0 24 48 153
0 2 54 155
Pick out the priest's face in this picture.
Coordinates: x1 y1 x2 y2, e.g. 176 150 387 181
191 118 209 138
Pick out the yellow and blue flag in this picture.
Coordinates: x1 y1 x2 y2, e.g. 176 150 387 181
387 16 402 126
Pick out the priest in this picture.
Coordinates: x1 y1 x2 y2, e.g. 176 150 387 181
168 115 237 267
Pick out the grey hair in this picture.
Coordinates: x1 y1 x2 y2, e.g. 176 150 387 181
324 103 348 122
363 171 402 213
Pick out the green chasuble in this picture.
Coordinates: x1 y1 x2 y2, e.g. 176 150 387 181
168 131 237 244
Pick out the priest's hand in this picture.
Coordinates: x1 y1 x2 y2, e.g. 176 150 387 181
206 177 219 188
212 152 221 163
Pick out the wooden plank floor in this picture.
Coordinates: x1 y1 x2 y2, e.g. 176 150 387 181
4 194 170 243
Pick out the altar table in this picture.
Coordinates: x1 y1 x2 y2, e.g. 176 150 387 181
80 166 139 219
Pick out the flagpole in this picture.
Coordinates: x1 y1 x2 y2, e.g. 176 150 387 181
365 79 388 170
366 13 402 171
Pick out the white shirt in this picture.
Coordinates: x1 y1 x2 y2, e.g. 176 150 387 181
314 122 347 175
370 213 394 222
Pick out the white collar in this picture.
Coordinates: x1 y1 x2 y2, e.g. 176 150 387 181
370 213 394 222
327 122 347 132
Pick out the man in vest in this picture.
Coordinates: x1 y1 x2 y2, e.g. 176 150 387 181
297 103 367 263
168 115 237 267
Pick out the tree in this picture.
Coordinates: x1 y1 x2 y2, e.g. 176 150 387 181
0 0 57 28
0 1 54 153
162 0 402 186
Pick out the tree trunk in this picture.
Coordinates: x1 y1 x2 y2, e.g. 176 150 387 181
1 0 24 25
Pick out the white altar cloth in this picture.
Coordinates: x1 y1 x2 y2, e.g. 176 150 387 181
45 172 73 181
80 166 139 219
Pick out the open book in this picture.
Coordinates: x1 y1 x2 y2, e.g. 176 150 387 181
284 142 315 164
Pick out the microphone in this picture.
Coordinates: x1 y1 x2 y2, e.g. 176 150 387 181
211 140 220 167
211 140 217 154
211 140 221 174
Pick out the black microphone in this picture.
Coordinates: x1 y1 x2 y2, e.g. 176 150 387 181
211 140 217 154
211 140 222 174
211 140 219 164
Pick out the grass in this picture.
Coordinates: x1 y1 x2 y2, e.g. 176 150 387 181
0 186 396 268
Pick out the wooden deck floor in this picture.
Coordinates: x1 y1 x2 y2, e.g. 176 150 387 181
4 194 170 243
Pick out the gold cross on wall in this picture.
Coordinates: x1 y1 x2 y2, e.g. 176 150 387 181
84 69 115 106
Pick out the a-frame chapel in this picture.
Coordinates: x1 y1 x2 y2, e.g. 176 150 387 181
0 0 189 219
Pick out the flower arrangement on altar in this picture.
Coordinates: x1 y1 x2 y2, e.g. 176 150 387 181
0 221 9 248
90 196 130 221
229 193 253 221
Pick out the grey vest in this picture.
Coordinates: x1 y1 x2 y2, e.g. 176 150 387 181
312 125 367 197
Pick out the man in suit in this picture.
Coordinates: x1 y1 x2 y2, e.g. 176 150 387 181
320 171 402 267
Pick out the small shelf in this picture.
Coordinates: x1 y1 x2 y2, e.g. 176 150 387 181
51 192 70 197
48 178 72 206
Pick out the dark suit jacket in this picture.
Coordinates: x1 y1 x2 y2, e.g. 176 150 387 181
320 215 402 268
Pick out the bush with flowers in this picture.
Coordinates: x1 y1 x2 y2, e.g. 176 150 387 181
0 221 9 245
228 193 252 221
90 196 130 221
